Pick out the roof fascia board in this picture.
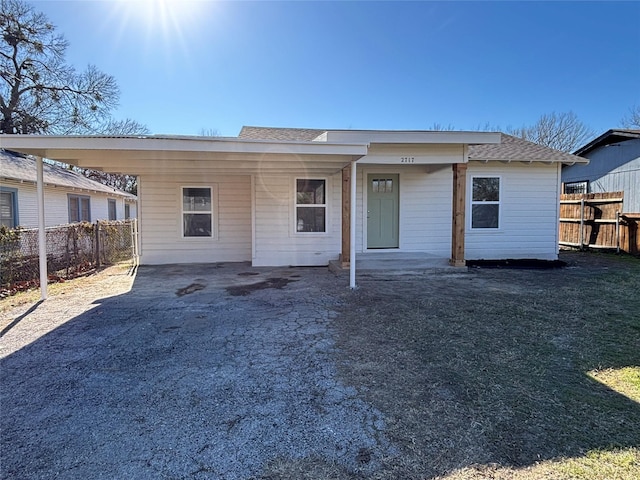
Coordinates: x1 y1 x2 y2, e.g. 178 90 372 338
0 134 369 158
573 129 640 156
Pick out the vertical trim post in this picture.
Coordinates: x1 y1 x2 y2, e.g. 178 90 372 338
341 165 351 266
450 162 467 267
36 156 48 300
349 159 357 289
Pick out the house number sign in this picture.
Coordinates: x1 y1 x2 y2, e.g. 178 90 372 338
400 156 415 163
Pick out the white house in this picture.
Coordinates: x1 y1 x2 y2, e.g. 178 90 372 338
1 149 137 229
0 129 588 290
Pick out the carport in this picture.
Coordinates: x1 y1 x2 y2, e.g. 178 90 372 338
0 134 367 297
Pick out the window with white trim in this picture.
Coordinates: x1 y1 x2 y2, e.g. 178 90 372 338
68 194 91 223
471 177 500 229
108 199 117 220
564 181 588 195
295 179 326 233
182 187 212 237
0 188 18 228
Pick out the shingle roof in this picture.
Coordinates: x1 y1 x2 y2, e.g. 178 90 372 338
573 129 640 156
238 126 326 141
0 149 136 198
468 133 587 164
238 127 587 164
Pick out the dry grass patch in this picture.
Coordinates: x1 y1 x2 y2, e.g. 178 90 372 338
434 447 640 480
332 252 640 479
589 367 640 403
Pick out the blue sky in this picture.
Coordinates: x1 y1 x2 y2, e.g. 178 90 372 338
31 0 640 137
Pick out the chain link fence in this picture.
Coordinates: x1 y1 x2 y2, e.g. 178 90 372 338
1 219 138 295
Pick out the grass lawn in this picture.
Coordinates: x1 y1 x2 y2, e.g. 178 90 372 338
326 252 640 479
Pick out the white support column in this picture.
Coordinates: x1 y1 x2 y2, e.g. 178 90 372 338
36 156 48 300
349 159 357 289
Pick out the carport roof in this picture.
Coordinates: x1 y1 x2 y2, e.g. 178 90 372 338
0 134 369 166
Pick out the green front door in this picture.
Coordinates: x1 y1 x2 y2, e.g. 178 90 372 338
367 174 399 248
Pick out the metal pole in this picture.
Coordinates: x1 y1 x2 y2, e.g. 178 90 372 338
349 160 357 289
36 156 48 300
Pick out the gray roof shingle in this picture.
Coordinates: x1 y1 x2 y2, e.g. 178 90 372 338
0 149 135 198
238 127 587 164
467 133 586 164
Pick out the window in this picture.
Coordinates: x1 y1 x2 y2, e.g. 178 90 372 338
296 179 326 233
68 194 91 223
564 181 588 195
108 199 117 220
471 177 500 229
0 188 18 228
182 187 212 237
124 204 131 220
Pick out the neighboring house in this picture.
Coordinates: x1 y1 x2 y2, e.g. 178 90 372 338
1 129 587 275
563 129 640 212
0 149 137 228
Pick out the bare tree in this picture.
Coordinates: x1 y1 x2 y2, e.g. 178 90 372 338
621 104 640 129
198 128 219 137
0 0 147 136
507 111 595 152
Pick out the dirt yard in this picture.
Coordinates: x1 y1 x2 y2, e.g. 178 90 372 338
1 252 639 479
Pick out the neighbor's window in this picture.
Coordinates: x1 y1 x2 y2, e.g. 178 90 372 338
68 194 91 223
296 179 326 233
564 181 588 195
0 188 18 228
182 187 212 237
124 204 131 220
108 199 117 220
471 177 500 229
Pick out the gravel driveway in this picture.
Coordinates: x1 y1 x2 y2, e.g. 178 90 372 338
0 263 393 479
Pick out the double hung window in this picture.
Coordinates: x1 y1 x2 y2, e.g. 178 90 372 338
108 199 117 220
182 187 213 237
471 177 500 229
295 179 326 233
0 188 18 228
68 194 91 223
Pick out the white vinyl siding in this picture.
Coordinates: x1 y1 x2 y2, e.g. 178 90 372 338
140 174 251 265
356 165 453 256
253 174 340 266
465 162 561 260
0 179 126 228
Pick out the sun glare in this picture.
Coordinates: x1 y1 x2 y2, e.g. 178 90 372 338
112 0 207 51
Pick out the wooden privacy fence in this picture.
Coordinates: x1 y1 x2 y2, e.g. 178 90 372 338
559 192 639 255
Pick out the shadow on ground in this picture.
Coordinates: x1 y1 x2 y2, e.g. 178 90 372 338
0 263 391 479
1 253 639 479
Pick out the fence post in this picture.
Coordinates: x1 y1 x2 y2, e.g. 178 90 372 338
579 198 585 250
616 211 620 254
95 221 101 267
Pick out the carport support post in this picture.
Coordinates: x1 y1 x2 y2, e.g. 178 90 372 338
349 159 357 289
36 156 48 300
450 162 467 267
341 165 351 266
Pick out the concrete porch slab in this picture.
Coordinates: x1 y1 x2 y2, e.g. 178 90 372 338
329 252 466 276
